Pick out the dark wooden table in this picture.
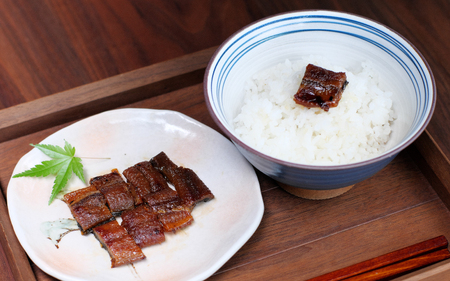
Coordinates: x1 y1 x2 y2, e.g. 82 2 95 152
1 1 450 280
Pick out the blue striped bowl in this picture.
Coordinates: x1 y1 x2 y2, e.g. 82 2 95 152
204 10 435 191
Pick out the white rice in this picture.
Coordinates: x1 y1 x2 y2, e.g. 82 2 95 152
233 58 397 165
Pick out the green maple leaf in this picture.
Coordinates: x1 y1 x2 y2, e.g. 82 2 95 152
13 140 86 205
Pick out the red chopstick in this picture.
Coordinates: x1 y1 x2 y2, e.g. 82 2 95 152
307 235 450 281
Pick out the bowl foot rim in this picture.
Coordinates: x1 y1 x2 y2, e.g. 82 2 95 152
278 183 354 200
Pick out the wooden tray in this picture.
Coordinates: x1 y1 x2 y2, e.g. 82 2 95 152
1 47 450 280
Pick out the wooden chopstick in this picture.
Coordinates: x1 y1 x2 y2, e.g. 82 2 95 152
345 248 450 280
307 235 449 281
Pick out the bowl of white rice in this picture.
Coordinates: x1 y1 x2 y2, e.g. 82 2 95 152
204 10 435 198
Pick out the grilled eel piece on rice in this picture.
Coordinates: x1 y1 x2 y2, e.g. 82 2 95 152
294 63 348 112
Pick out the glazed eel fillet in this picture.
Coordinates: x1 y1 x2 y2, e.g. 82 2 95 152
63 151 214 267
158 208 194 233
144 187 181 212
150 152 215 210
63 186 114 234
124 155 203 232
93 220 145 268
120 204 165 248
294 64 348 112
123 161 170 205
89 169 135 215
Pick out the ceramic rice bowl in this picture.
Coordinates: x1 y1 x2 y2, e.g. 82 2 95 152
204 10 435 198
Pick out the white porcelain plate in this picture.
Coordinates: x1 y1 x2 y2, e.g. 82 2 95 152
7 108 264 281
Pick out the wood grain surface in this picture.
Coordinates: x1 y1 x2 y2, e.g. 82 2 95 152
1 0 450 160
1 81 450 280
1 1 450 280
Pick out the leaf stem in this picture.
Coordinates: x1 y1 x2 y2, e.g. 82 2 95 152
78 157 111 160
